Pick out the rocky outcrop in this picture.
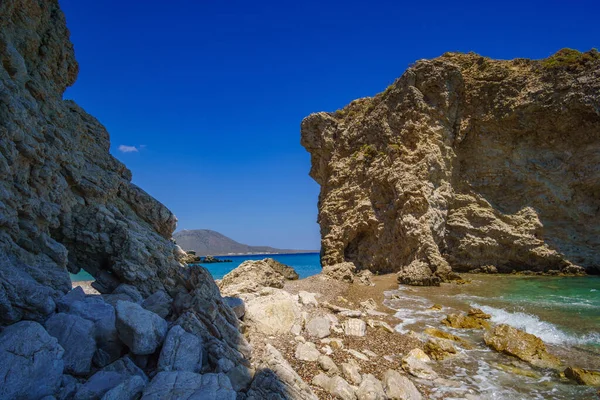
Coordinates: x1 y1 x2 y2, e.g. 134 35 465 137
484 324 561 369
301 49 600 284
0 2 310 399
0 0 186 325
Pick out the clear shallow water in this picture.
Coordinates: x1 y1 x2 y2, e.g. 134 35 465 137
70 252 322 282
385 274 600 399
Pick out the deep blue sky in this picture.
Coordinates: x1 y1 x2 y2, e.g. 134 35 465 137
59 0 597 249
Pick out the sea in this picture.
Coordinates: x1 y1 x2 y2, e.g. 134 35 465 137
70 252 322 282
70 255 600 398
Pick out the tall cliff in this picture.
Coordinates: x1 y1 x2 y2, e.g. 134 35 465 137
301 50 600 285
0 0 188 324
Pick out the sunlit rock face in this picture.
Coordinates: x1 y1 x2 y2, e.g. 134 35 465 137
0 0 183 324
302 50 600 284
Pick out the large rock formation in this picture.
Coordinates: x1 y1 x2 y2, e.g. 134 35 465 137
301 49 600 284
0 2 285 399
0 0 187 324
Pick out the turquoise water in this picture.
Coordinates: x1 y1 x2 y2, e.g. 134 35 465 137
193 252 322 279
70 252 322 282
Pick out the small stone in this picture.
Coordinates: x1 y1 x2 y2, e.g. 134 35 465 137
321 345 334 355
312 372 332 389
295 335 306 343
427 304 442 311
382 369 422 400
341 361 362 385
318 355 340 375
363 349 378 358
298 291 319 306
346 349 370 361
356 374 386 400
367 319 395 333
424 337 457 361
343 318 366 336
328 376 357 400
360 298 377 310
295 342 321 361
306 316 331 339
402 349 437 379
564 367 600 386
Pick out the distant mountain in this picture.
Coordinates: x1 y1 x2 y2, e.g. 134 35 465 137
173 229 317 256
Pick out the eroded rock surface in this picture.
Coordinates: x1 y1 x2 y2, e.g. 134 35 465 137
301 50 600 284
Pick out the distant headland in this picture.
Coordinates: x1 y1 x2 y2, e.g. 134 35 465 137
173 229 318 256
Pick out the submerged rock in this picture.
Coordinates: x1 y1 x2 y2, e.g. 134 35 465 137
442 308 491 330
423 337 457 361
402 349 437 379
564 367 600 386
484 324 561 369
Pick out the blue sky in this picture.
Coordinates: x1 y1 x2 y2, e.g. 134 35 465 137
59 0 598 249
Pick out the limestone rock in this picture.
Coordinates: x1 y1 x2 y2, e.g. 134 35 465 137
158 325 203 373
218 258 298 296
74 371 128 400
115 300 168 355
367 319 395 333
341 361 362 385
222 296 245 319
242 288 301 335
263 257 299 280
318 355 340 375
401 349 437 379
382 369 422 400
299 291 319 306
327 376 357 400
484 324 561 369
101 375 146 400
423 327 473 349
295 341 321 361
0 321 64 399
306 316 331 338
442 310 491 330
564 367 600 386
343 318 367 336
246 344 318 400
323 262 357 282
423 337 457 361
141 290 172 319
301 50 600 281
45 312 96 376
141 371 235 400
356 374 386 400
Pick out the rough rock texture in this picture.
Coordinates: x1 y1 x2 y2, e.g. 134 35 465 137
0 321 65 399
0 0 189 325
158 325 204 373
564 367 600 386
115 300 168 355
218 258 296 296
382 369 422 400
45 312 96 375
141 371 236 400
246 344 318 400
484 324 561 369
301 50 600 283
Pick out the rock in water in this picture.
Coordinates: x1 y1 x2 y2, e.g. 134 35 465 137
301 50 600 283
564 367 600 386
484 324 561 369
115 300 168 355
0 321 65 399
